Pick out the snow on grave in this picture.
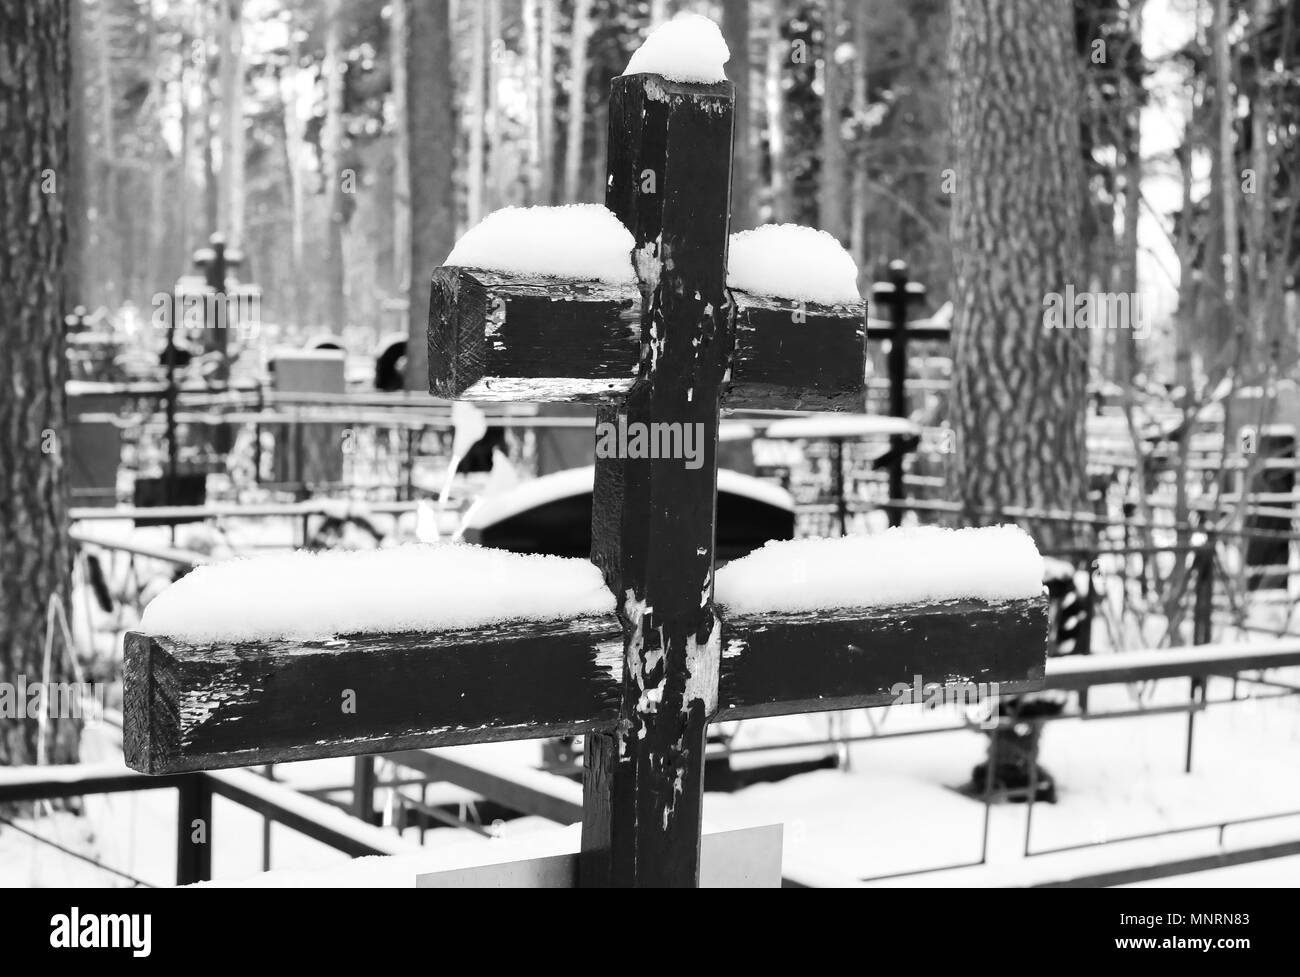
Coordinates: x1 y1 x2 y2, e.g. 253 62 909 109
622 12 730 84
139 543 614 643
714 526 1045 616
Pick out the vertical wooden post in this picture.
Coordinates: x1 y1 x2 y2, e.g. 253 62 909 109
582 74 735 888
176 774 212 885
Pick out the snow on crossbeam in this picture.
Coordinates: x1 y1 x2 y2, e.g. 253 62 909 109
123 534 1045 775
707 527 1047 720
444 205 636 286
728 224 862 307
715 526 1044 616
139 544 614 642
725 226 867 411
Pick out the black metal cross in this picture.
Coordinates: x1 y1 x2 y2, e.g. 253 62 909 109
124 73 1046 888
868 261 948 525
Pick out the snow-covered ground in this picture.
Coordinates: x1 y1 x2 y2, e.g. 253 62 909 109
3 670 1296 887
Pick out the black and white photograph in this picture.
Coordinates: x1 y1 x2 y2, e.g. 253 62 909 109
0 0 1296 932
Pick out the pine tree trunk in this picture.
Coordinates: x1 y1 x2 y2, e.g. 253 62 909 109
538 0 555 204
391 0 410 293
467 0 486 224
524 0 542 203
765 0 792 222
218 0 245 248
848 0 869 276
65 0 87 306
487 0 503 210
818 0 848 242
322 0 347 334
280 38 306 328
722 0 754 230
1214 0 1239 346
0 0 78 767
1117 33 1141 386
949 0 1088 550
563 0 594 204
94 0 117 306
405 0 455 390
178 29 192 279
201 1 218 238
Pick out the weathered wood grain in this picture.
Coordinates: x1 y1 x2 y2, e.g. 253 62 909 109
716 596 1047 719
585 72 736 888
725 290 867 411
122 617 625 774
428 268 640 402
121 595 1047 775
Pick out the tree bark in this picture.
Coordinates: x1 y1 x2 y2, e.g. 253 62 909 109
218 0 245 249
487 0 503 211
405 0 456 390
765 0 792 222
949 0 1088 550
563 0 594 203
0 0 78 766
64 0 87 307
538 0 556 205
848 0 869 275
467 0 486 224
322 0 347 334
280 34 306 328
391 0 410 292
94 0 117 306
722 0 754 230
819 0 848 242
1214 0 1239 345
1115 1 1143 385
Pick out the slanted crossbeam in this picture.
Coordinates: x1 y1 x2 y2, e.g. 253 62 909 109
124 59 1048 889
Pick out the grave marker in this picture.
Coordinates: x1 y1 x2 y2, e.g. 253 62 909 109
125 59 1047 888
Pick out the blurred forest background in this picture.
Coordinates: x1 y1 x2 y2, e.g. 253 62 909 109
61 0 1300 388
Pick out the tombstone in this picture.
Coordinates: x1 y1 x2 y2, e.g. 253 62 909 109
132 472 207 527
463 466 794 561
269 347 346 489
123 44 1047 888
374 334 408 392
66 384 124 507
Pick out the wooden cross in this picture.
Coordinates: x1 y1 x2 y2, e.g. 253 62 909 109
124 73 1046 887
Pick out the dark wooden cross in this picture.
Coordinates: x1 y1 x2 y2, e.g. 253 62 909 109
124 74 1046 887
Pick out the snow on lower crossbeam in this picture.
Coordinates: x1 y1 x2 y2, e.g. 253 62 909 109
715 526 1044 616
139 544 615 643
